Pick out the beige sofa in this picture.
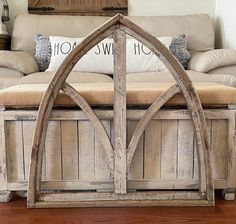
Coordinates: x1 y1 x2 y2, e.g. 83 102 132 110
0 14 236 89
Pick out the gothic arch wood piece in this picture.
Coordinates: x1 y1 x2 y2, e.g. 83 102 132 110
27 14 214 208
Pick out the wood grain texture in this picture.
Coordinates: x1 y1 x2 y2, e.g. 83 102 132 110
127 84 180 171
78 121 95 181
45 121 62 180
120 16 213 200
144 120 161 179
26 14 215 207
0 109 7 191
178 120 194 179
0 193 234 223
95 121 111 181
61 121 78 180
27 15 120 205
28 0 128 16
113 29 127 194
127 121 144 180
161 120 178 179
62 83 114 174
6 121 24 181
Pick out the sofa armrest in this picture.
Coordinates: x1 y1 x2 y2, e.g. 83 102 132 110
0 51 39 75
188 49 236 73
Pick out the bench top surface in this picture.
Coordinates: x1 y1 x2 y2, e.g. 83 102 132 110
0 82 235 108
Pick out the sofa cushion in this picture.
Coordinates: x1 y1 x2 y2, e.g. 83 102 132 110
0 82 236 108
19 72 113 84
209 65 236 76
12 14 214 54
188 49 236 73
0 68 24 90
126 70 236 87
0 51 39 75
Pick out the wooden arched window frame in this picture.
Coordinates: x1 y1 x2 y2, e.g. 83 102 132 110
27 14 214 208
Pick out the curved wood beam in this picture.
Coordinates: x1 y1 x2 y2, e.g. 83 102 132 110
127 84 180 171
119 17 213 200
28 14 122 204
61 82 114 174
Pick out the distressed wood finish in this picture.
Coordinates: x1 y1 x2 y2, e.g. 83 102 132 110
127 84 180 171
2 112 230 191
28 0 128 16
119 19 213 201
27 15 121 206
25 14 216 207
113 29 127 194
62 82 114 174
0 110 234 201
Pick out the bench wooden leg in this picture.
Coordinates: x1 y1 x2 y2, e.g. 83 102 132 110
222 189 235 201
0 191 12 202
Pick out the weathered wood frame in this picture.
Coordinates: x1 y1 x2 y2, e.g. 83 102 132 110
26 14 215 207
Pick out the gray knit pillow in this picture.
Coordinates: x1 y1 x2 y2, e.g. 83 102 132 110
34 34 52 71
170 34 191 69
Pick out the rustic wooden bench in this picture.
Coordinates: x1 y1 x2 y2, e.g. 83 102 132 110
0 14 236 207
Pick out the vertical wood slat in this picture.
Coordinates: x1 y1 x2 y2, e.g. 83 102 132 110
194 120 212 179
45 121 62 180
127 121 144 180
0 109 7 190
95 120 111 180
6 121 24 181
113 29 127 194
178 120 194 179
211 120 227 179
78 121 95 181
61 121 79 180
144 120 161 179
161 120 178 179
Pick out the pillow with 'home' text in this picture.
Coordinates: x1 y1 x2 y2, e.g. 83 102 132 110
46 36 173 74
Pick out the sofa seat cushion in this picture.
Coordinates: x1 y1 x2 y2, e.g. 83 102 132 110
0 82 236 108
19 72 113 84
0 68 24 90
127 70 236 87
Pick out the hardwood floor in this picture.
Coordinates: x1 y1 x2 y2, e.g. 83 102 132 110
0 191 235 224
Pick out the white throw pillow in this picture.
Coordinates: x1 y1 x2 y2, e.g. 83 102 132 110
47 36 173 74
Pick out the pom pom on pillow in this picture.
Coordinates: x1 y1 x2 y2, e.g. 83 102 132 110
34 34 52 71
169 34 191 69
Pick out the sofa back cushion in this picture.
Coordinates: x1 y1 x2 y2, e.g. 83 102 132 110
11 14 214 54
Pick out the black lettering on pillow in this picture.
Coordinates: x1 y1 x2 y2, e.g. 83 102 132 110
95 44 101 55
60 42 72 54
141 44 152 55
53 43 60 56
101 42 113 55
134 42 141 55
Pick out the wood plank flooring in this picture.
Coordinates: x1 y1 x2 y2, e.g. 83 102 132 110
0 191 235 224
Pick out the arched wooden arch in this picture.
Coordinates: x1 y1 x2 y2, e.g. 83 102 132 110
27 14 214 208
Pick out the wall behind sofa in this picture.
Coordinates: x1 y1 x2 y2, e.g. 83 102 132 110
7 0 28 33
129 0 216 17
215 0 236 49
7 0 216 33
6 0 236 49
